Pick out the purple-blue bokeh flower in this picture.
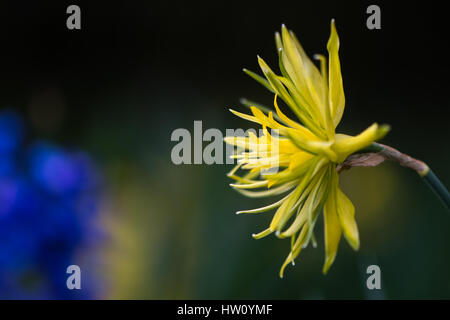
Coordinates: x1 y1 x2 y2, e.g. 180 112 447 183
0 110 103 299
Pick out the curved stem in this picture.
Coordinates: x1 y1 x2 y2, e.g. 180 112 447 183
343 142 450 211
422 169 450 210
373 143 429 177
374 143 449 210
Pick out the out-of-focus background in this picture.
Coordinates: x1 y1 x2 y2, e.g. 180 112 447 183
0 1 449 299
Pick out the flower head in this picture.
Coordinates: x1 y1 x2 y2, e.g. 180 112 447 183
225 20 389 276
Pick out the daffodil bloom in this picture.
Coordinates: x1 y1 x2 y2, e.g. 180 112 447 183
224 20 390 277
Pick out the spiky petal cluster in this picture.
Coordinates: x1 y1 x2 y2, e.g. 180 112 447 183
225 21 389 276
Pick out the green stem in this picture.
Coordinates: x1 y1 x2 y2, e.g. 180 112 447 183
343 143 449 210
422 169 450 210
370 143 450 210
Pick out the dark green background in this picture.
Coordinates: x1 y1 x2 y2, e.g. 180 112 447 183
0 1 449 298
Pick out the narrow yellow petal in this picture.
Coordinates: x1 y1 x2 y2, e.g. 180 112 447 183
258 55 327 140
229 108 259 124
257 56 297 111
276 75 327 138
284 128 338 162
269 163 315 231
314 54 328 92
279 224 309 278
250 106 282 129
289 30 331 135
280 25 315 109
327 19 345 128
277 180 315 237
275 31 283 52
252 228 273 239
236 192 292 214
226 162 242 177
223 136 260 151
273 95 318 140
269 187 301 231
332 123 390 161
313 53 334 138
243 68 275 93
278 165 328 237
227 174 258 184
230 180 268 189
232 181 297 198
322 169 342 274
335 185 360 250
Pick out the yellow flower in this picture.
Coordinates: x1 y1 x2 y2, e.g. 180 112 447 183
224 20 390 277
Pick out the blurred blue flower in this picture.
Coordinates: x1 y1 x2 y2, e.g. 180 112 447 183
0 110 103 299
0 110 23 155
